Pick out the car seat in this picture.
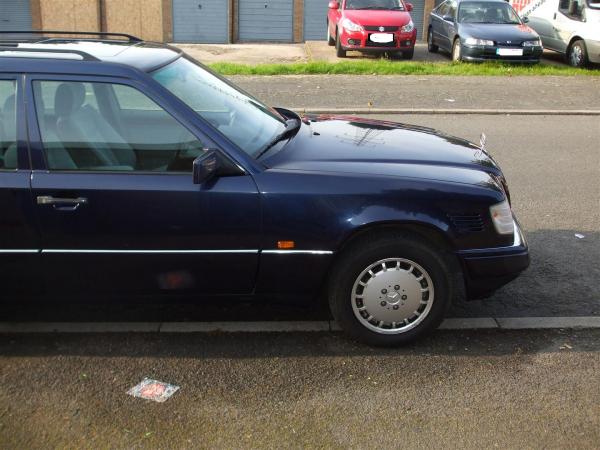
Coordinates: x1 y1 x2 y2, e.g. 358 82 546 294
54 82 136 170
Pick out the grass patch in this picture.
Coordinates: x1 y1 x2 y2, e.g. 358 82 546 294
209 60 598 76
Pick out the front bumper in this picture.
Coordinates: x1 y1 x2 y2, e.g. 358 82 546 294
340 28 417 52
457 219 530 300
462 44 543 63
586 39 600 64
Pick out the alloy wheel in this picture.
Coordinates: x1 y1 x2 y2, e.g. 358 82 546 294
351 258 435 334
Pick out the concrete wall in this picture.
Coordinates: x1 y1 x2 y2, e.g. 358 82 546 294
37 0 100 32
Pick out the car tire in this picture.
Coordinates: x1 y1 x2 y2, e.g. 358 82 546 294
402 49 414 60
427 28 438 53
452 38 462 62
567 40 588 68
328 232 453 347
327 21 335 46
336 29 347 58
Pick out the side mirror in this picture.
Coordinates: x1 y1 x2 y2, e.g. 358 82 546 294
442 14 454 21
193 150 219 185
405 2 413 11
328 1 340 9
522 16 530 23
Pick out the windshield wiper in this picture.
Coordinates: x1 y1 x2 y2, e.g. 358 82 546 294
255 118 301 159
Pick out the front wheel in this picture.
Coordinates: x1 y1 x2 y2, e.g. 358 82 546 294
568 40 588 68
327 21 335 46
336 29 347 57
428 28 438 53
402 48 414 59
328 233 453 346
452 38 463 62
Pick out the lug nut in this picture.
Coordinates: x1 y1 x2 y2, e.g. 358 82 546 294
380 301 387 306
402 295 407 300
394 285 400 290
393 305 399 310
381 289 387 294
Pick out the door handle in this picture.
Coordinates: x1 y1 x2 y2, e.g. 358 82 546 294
37 196 88 211
37 196 88 205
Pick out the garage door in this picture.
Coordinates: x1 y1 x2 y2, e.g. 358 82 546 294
304 0 329 40
239 0 293 42
409 0 426 40
0 0 32 32
172 0 229 43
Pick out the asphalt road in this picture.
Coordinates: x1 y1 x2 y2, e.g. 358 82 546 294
1 329 599 448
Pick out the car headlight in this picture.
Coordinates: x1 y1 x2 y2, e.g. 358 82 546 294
522 39 541 47
490 200 514 235
464 38 494 46
341 18 363 32
401 21 414 33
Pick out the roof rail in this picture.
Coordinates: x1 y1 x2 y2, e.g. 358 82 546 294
0 30 142 43
0 46 100 61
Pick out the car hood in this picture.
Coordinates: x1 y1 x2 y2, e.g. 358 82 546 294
459 23 540 43
343 9 412 26
264 115 502 185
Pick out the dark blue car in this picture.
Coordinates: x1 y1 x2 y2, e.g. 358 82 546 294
0 32 529 346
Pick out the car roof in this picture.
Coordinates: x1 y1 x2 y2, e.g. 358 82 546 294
0 34 182 73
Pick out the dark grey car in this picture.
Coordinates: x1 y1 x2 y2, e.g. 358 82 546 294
428 0 544 63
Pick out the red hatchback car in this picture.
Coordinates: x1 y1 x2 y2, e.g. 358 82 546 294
327 0 417 59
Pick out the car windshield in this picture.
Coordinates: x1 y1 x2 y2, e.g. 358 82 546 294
458 1 522 23
345 0 405 10
152 57 286 157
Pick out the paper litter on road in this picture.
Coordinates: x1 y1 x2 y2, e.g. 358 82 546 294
127 378 180 403
574 233 585 239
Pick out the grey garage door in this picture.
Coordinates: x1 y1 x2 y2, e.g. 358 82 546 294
304 0 329 40
172 0 229 43
409 0 426 40
0 0 32 32
239 0 293 42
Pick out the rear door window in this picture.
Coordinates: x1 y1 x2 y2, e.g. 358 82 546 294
0 80 17 170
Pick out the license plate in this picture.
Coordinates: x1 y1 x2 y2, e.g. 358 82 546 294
369 33 394 43
497 48 523 56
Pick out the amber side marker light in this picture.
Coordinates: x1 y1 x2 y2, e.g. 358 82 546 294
277 240 295 249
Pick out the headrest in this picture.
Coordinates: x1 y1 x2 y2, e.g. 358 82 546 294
54 83 86 117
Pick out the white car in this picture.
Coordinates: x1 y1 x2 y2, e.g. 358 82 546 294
526 0 600 67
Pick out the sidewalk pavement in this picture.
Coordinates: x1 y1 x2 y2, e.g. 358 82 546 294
177 41 570 66
230 74 600 111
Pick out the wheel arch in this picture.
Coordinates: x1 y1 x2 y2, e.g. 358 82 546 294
567 36 585 52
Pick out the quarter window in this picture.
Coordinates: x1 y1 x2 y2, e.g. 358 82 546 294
0 80 17 170
32 80 207 172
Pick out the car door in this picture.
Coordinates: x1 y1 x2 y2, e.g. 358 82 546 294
27 74 261 297
441 0 458 51
431 1 449 48
554 0 584 52
0 75 42 296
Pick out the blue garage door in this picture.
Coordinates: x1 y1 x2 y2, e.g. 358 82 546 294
239 0 294 42
304 0 329 40
410 0 426 40
0 0 32 32
172 0 229 43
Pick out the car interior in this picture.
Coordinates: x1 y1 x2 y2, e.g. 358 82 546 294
32 81 205 172
0 82 17 170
